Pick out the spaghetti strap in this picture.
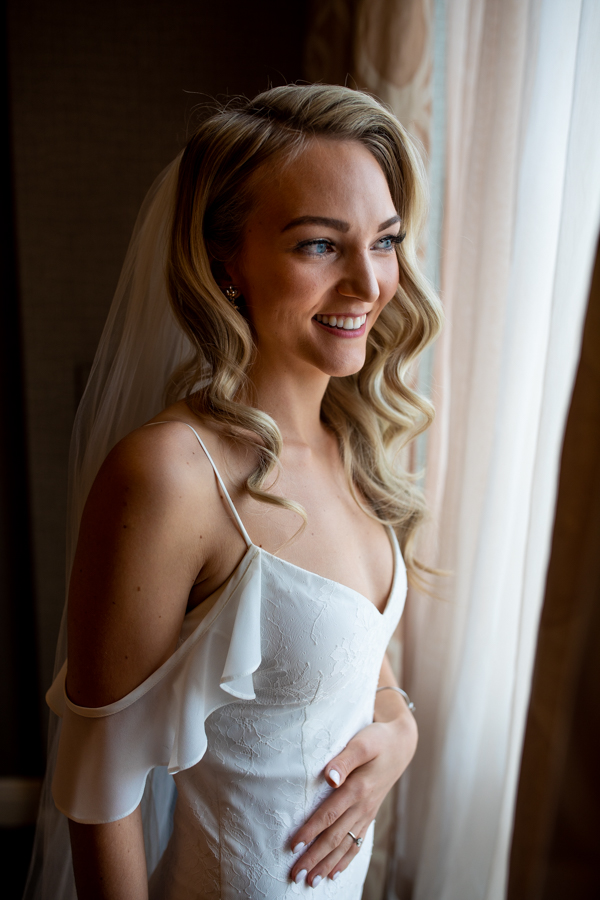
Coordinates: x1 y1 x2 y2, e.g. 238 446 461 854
146 421 253 548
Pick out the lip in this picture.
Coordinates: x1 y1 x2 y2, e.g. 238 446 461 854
313 318 367 338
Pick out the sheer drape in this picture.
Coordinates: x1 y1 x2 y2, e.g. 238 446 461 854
394 1 600 898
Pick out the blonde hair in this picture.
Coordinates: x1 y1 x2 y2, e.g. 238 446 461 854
167 83 443 582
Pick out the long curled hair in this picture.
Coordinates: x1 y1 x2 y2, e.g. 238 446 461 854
166 83 443 581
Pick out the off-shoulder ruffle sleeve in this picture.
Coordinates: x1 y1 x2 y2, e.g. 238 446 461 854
46 546 262 824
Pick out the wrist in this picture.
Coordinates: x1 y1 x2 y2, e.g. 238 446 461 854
374 688 414 726
376 684 415 713
373 704 419 767
374 684 415 724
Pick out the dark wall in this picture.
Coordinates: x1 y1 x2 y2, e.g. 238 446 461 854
0 5 40 777
3 0 309 765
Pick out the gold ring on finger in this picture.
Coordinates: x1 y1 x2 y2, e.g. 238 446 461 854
347 830 363 848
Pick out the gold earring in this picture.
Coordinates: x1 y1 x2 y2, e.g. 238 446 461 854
224 285 240 309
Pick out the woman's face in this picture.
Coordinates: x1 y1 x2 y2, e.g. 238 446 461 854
227 139 402 380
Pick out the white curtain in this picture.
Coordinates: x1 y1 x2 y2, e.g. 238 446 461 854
386 1 600 898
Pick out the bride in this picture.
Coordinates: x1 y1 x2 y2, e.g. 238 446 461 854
26 84 442 899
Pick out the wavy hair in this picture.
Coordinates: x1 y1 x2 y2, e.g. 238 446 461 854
166 83 443 582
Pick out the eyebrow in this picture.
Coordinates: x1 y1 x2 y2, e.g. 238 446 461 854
281 214 401 233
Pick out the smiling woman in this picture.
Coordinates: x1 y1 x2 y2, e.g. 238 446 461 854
25 84 442 900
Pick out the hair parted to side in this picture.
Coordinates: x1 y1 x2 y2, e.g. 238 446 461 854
166 83 443 584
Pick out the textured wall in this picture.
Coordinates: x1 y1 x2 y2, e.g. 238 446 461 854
7 0 308 720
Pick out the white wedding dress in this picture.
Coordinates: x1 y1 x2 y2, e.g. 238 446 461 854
47 424 407 899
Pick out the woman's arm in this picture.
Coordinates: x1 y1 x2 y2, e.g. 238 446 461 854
289 652 418 886
65 424 214 898
69 810 148 900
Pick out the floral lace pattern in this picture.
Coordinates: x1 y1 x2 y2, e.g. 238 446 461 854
149 546 406 899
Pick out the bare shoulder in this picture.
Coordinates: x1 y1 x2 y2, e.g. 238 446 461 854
94 417 215 506
67 416 226 708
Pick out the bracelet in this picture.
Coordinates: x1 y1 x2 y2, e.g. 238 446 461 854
376 685 416 714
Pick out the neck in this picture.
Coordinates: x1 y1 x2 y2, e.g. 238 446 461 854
246 356 330 448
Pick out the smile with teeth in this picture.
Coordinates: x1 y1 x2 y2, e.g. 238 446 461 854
314 314 367 331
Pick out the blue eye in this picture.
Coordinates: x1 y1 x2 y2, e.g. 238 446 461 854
295 239 334 256
376 233 406 251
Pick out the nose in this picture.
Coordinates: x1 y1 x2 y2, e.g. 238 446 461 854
336 250 380 305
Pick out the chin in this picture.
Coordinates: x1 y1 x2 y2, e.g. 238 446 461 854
316 351 367 379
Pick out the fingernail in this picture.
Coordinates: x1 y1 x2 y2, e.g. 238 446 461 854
312 875 322 887
292 842 305 854
295 869 307 884
329 769 341 786
332 871 341 881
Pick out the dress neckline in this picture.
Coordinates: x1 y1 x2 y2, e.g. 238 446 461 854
254 528 399 618
185 528 399 623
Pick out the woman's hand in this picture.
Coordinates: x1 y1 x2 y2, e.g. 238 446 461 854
289 673 418 887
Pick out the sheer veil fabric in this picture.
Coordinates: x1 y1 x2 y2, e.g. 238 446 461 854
24 154 194 899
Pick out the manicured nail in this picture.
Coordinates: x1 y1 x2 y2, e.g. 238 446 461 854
329 769 341 786
292 842 305 854
295 869 307 884
312 875 322 887
332 871 341 881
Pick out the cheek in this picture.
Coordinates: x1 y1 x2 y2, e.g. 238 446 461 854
376 258 401 309
244 262 323 322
